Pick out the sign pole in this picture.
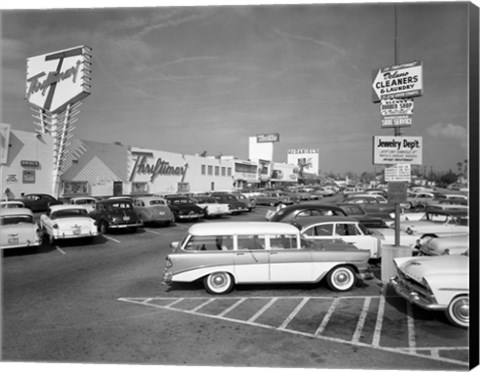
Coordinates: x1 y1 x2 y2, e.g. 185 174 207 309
393 4 401 247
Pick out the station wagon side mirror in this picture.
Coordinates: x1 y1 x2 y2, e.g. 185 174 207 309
171 241 179 250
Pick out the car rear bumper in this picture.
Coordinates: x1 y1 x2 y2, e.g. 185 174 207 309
108 222 143 229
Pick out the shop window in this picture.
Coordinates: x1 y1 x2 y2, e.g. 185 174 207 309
132 183 148 194
63 182 89 196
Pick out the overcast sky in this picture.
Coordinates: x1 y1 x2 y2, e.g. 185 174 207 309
1 1 471 175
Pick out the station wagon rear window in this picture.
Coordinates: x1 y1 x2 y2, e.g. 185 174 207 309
184 235 234 251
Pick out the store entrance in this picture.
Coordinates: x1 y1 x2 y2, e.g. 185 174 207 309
113 181 123 196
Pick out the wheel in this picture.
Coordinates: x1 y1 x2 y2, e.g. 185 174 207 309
203 272 234 294
326 266 356 292
406 202 413 209
446 295 469 328
99 221 109 234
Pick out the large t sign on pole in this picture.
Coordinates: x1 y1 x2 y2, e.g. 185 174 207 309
26 45 92 197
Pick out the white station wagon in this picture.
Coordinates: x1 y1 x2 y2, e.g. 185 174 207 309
162 222 371 294
40 205 99 244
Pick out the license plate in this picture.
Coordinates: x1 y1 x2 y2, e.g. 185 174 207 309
123 216 130 221
159 211 165 215
73 228 81 235
8 238 19 244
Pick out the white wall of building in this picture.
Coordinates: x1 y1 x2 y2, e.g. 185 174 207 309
248 136 274 162
1 129 54 198
127 147 234 194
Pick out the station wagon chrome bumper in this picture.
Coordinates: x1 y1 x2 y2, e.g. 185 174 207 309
108 222 143 229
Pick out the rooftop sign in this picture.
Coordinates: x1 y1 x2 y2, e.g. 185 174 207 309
26 45 92 114
372 61 423 103
257 133 280 143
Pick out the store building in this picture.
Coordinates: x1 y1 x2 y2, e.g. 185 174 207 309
0 126 54 199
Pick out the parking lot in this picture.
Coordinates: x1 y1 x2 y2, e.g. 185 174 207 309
1 204 469 369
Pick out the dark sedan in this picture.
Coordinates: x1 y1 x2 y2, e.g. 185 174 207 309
89 198 143 234
335 203 389 228
164 195 205 221
266 203 347 222
19 193 63 212
210 192 250 214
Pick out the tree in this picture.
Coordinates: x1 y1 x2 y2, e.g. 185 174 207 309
440 170 458 185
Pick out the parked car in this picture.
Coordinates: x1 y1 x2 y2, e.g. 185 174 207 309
210 192 250 214
1 200 26 209
400 210 469 239
363 188 388 198
19 193 63 212
335 203 388 228
254 191 293 206
133 196 175 226
40 205 99 244
266 203 347 222
190 195 230 218
406 191 436 209
281 189 314 202
390 253 469 327
290 216 382 259
343 195 397 219
311 186 336 197
162 222 372 294
343 186 365 195
89 198 143 234
69 196 97 213
417 234 469 256
230 192 256 211
164 195 205 221
0 208 42 249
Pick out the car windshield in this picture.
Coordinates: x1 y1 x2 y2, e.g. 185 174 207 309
171 198 193 205
149 199 166 206
51 209 88 218
1 215 34 225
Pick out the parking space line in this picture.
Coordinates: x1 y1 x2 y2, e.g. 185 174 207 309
191 298 215 312
351 297 371 343
278 297 309 330
248 298 277 323
103 235 121 243
218 298 247 317
406 302 417 353
144 228 163 235
372 295 386 347
56 246 66 255
315 297 339 336
118 296 469 367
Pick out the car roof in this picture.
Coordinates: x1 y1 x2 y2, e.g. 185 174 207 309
135 196 167 202
100 198 133 204
280 203 344 212
0 208 34 216
49 205 87 212
187 222 299 236
290 216 360 227
70 196 96 201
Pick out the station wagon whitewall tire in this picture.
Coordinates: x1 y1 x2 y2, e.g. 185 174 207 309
326 266 356 292
99 221 109 234
204 272 234 294
446 295 469 328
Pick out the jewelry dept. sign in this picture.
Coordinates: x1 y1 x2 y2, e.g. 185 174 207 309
26 45 92 114
373 136 423 165
372 61 423 103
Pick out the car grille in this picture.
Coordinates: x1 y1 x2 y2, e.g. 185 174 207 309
397 271 434 301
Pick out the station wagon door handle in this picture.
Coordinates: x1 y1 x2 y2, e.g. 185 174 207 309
236 252 246 256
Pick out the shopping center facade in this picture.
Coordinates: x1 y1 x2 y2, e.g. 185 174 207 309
1 126 299 200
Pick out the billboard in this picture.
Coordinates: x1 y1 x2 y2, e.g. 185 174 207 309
26 45 92 114
287 149 319 176
372 61 423 103
0 123 11 165
256 133 280 143
373 136 423 165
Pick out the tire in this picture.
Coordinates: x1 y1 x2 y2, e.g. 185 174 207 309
406 202 413 209
203 272 234 294
326 266 356 292
446 295 469 328
99 221 109 234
